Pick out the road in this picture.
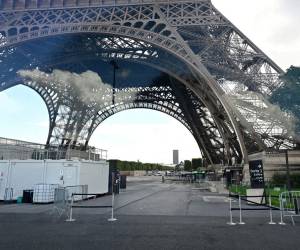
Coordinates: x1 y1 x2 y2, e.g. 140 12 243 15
0 177 300 250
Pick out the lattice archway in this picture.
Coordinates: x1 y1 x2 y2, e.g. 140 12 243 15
2 0 290 164
0 31 251 164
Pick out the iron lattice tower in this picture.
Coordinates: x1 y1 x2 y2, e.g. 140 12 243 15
0 0 295 165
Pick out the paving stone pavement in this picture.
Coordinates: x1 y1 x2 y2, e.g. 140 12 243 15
0 177 299 250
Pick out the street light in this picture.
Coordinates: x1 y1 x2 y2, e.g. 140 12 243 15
285 149 291 191
110 60 119 105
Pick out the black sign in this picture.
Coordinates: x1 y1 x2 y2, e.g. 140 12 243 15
249 160 265 188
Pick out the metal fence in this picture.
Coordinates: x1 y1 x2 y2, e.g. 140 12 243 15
65 185 88 201
52 187 70 217
0 136 107 161
279 191 300 225
227 193 279 226
52 185 88 218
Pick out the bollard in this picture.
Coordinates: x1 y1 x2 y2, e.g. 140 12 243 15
108 192 117 222
278 196 286 225
108 175 117 222
227 198 236 225
238 195 245 225
66 195 76 222
268 195 276 225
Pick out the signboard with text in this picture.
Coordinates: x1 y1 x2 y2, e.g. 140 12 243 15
249 160 265 188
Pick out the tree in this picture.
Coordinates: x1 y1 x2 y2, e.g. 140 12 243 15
191 158 203 170
184 160 192 171
270 66 300 133
108 159 172 171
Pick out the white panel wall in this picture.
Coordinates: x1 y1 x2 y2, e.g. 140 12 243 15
9 160 45 199
63 165 79 187
0 159 109 200
0 161 10 200
44 160 64 185
79 160 109 194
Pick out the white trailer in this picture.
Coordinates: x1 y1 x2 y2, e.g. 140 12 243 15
0 160 10 200
0 159 109 201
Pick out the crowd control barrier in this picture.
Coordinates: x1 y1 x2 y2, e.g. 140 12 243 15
227 193 279 226
66 192 117 222
66 175 117 222
279 191 300 225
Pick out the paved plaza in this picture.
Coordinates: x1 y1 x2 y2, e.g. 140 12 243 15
0 177 300 250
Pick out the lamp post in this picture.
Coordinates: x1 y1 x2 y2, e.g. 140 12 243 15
110 60 119 105
285 149 291 191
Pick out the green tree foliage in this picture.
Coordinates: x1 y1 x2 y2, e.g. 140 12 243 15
271 173 300 188
108 159 173 171
270 66 300 133
184 160 192 171
191 158 202 170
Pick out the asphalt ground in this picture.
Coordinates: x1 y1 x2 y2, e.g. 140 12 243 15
1 177 300 250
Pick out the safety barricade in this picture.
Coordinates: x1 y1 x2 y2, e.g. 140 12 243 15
66 191 117 222
52 187 70 217
279 191 300 225
65 185 88 201
227 193 279 226
4 187 13 203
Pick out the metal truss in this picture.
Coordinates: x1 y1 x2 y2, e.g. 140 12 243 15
0 0 295 165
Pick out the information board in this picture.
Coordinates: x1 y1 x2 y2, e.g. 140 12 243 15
249 160 265 188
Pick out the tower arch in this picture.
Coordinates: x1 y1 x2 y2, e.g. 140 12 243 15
0 0 293 167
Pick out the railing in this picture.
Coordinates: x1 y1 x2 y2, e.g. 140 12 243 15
65 185 88 201
227 193 280 226
279 191 300 225
0 136 107 161
4 187 13 203
52 187 71 217
0 0 209 11
66 176 117 222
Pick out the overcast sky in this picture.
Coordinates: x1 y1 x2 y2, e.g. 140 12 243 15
0 0 299 163
213 0 300 69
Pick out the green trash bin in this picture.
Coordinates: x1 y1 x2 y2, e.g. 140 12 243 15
17 196 23 204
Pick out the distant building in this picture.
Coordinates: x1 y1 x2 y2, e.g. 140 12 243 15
173 150 179 165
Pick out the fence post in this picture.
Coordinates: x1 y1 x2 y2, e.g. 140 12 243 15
268 195 276 225
279 193 286 225
108 174 117 222
227 197 236 225
66 194 76 222
238 195 245 225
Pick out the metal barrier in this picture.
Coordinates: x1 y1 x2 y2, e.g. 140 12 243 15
4 187 13 203
66 176 117 222
279 191 300 225
227 194 279 225
65 185 88 201
52 187 70 217
0 136 107 161
66 192 116 222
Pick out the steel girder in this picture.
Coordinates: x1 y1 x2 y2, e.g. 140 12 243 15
0 32 247 164
0 0 293 164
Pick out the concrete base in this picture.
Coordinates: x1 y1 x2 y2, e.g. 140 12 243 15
246 188 265 204
242 163 250 185
65 218 76 222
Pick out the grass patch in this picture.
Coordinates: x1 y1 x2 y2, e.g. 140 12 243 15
228 184 247 196
229 185 300 208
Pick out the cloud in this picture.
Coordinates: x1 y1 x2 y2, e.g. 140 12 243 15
89 110 201 163
18 69 115 106
279 0 300 21
0 91 21 113
26 120 49 129
18 69 141 107
212 0 300 68
225 90 297 138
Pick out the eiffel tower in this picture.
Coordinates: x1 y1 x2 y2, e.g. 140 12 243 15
0 0 296 166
